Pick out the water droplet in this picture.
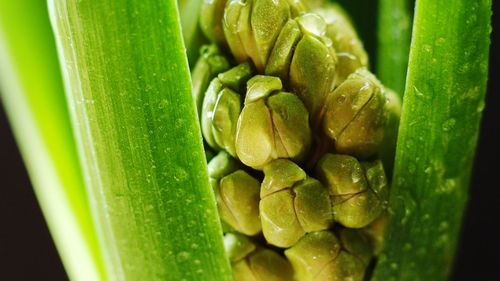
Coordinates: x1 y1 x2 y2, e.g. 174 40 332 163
424 166 432 174
442 118 456 131
435 37 446 46
408 163 416 174
477 100 485 113
176 251 190 262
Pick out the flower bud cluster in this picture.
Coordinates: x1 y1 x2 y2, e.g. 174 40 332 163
192 0 400 280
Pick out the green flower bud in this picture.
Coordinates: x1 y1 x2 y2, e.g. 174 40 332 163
337 228 373 266
207 151 242 232
201 63 253 156
285 230 371 281
361 212 388 255
208 151 241 181
285 0 307 17
200 0 228 47
265 20 302 81
218 61 255 93
224 0 291 72
217 170 262 235
322 68 387 158
315 154 388 228
236 76 311 169
260 159 332 248
315 3 369 83
224 233 294 281
233 250 294 281
192 45 231 118
284 231 341 281
288 13 337 121
224 232 257 262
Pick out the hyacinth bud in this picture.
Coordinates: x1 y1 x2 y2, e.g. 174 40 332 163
315 154 388 228
225 233 294 281
192 45 231 118
315 3 369 83
215 170 262 235
236 75 311 169
223 0 292 72
259 159 332 248
200 0 229 47
224 232 257 262
322 68 387 159
361 212 388 255
264 13 337 122
285 230 371 281
201 63 253 156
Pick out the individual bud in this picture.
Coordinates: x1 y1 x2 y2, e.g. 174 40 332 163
224 232 257 262
285 230 371 281
265 20 302 82
207 151 241 184
361 212 388 255
224 233 294 281
200 0 228 47
217 170 262 235
201 63 253 156
284 231 341 281
285 0 307 17
315 3 369 83
192 45 231 118
289 13 337 121
260 160 332 248
337 228 373 266
236 76 311 169
315 154 388 228
218 61 255 93
378 88 402 176
207 151 242 232
322 68 387 158
224 0 291 72
232 248 294 280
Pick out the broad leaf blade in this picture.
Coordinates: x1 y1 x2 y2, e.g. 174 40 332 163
0 1 105 280
372 0 492 280
49 0 232 280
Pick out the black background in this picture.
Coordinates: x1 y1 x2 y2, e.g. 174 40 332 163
0 3 498 281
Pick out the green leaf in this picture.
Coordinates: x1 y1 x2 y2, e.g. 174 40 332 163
0 1 105 280
1 0 230 279
49 0 232 280
376 0 413 95
372 0 492 280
